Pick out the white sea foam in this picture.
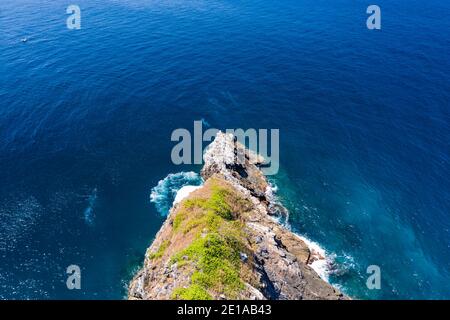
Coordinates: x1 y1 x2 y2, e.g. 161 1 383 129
174 185 202 204
295 234 331 282
150 171 203 216
266 180 336 283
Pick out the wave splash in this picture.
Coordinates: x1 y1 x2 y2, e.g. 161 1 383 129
266 181 355 287
150 172 203 216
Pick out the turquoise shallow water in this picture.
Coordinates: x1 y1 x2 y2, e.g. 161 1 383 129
1 0 449 299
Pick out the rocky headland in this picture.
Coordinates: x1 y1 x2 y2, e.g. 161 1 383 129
128 132 347 300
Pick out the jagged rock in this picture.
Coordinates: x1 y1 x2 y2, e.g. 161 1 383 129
128 132 348 300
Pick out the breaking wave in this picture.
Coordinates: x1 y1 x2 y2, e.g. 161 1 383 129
150 172 203 216
266 180 356 288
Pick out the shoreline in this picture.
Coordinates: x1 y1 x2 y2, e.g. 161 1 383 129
264 183 335 285
148 173 341 296
130 132 347 300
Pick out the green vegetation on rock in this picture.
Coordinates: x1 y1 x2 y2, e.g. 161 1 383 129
148 240 169 260
184 185 234 219
170 181 250 300
172 284 212 300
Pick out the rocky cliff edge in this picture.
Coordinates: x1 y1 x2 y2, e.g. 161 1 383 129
128 132 347 300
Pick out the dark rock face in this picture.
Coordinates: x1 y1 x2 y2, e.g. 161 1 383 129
128 132 348 300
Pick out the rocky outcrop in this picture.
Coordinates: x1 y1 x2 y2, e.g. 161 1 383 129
128 132 347 300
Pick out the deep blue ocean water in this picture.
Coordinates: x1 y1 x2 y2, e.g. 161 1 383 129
1 0 449 299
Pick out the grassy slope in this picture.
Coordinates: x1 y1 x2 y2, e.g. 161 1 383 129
148 178 257 300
